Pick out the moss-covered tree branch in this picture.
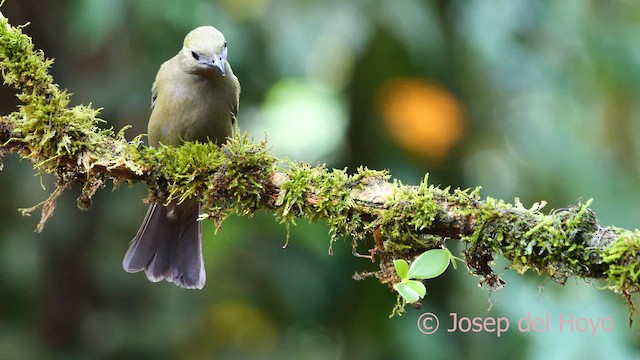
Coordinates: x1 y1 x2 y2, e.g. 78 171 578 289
1 11 639 314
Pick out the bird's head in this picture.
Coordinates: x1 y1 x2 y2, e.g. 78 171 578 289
181 26 228 76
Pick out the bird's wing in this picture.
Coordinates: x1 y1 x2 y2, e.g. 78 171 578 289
230 77 240 124
151 79 158 110
151 59 171 110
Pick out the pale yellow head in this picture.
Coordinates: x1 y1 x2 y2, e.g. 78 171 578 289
180 26 228 75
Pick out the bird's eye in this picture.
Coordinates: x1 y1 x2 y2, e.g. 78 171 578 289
191 51 200 60
224 42 227 48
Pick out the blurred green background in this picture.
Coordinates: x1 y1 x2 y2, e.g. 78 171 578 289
1 0 640 359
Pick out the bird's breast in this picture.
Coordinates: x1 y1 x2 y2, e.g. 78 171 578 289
148 75 234 146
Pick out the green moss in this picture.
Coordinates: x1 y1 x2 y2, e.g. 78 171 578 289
601 229 640 294
0 14 141 226
460 198 600 288
140 133 278 224
273 165 389 245
378 176 440 253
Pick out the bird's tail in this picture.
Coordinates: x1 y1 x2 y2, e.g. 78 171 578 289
123 198 206 289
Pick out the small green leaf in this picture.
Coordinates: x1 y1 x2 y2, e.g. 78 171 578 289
393 259 409 280
407 249 451 280
406 279 426 298
393 282 421 303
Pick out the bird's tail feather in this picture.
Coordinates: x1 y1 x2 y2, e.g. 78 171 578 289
123 199 205 289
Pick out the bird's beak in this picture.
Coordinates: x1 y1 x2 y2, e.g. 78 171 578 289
209 56 226 76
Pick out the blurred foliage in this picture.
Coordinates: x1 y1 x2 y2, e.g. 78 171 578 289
1 0 640 359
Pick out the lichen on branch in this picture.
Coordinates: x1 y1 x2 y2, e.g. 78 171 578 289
1 11 640 316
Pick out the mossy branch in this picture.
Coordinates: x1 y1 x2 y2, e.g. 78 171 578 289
1 12 639 314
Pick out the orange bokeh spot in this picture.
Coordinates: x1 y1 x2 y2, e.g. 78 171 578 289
378 78 463 160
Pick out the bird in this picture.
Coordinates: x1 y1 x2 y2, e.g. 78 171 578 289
122 26 240 289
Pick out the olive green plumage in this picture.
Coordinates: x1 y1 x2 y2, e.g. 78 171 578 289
123 26 240 289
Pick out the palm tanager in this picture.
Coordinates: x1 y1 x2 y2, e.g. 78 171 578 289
122 26 240 289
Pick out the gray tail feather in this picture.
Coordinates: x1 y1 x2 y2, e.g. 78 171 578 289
123 199 206 289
